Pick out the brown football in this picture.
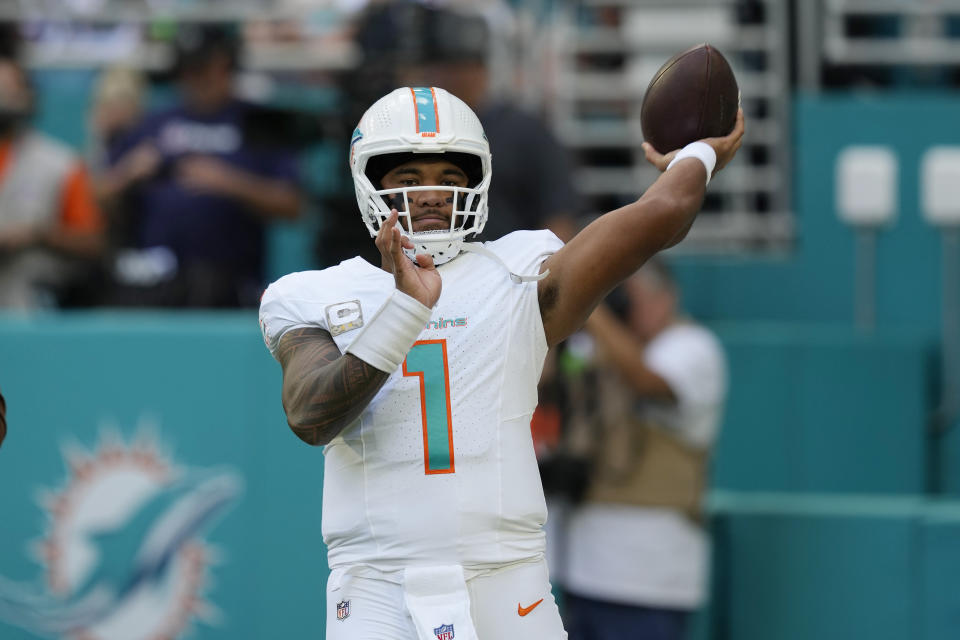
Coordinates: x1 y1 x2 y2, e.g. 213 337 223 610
640 43 739 154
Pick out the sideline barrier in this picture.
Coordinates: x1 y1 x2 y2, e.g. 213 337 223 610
0 314 938 639
700 491 960 640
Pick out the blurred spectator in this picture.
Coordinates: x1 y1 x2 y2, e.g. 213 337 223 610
319 2 580 266
316 1 423 267
561 259 728 640
88 66 147 259
89 66 146 175
0 56 105 309
101 23 302 307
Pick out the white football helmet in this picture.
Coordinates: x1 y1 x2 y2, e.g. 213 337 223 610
350 87 492 265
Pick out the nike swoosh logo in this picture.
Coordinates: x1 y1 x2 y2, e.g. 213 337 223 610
518 598 544 617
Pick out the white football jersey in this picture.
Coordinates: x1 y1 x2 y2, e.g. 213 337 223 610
260 230 563 572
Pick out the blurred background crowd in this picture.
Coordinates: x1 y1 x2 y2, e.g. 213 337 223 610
0 0 590 311
1 1 960 640
0 0 950 310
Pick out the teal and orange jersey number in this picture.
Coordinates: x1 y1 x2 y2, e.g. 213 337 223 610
403 339 455 474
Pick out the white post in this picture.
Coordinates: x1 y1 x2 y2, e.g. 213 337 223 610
835 146 898 332
921 147 960 431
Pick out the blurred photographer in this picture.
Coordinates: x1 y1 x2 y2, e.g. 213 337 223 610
563 259 727 640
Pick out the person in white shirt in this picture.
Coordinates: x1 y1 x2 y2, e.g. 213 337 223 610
258 86 743 640
563 259 728 640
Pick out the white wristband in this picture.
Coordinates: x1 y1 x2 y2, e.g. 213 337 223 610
346 291 433 373
666 141 717 186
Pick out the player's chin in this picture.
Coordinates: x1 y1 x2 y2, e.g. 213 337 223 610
412 221 450 233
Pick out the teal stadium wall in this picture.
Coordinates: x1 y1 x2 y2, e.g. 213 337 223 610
0 74 957 638
0 315 330 640
0 316 948 640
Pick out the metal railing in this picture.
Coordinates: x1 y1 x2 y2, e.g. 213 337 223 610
800 0 960 88
548 0 793 251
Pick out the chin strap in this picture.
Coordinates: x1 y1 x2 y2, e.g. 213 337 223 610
460 242 552 284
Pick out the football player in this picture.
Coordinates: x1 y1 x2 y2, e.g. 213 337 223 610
260 87 744 639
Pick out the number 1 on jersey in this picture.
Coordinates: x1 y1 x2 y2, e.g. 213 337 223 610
403 339 455 474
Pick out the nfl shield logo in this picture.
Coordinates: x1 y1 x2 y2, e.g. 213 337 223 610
434 623 454 639
336 600 350 621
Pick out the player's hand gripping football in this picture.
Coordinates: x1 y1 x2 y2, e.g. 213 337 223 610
642 108 745 177
376 209 441 309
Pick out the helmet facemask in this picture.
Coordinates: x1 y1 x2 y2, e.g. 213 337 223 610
356 152 489 265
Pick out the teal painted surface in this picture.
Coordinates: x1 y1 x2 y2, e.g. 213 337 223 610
939 426 960 496
703 493 960 640
32 69 96 150
722 513 916 640
0 313 327 640
921 507 960 640
711 324 933 494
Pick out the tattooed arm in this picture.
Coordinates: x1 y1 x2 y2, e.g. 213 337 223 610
270 208 439 446
276 327 389 446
